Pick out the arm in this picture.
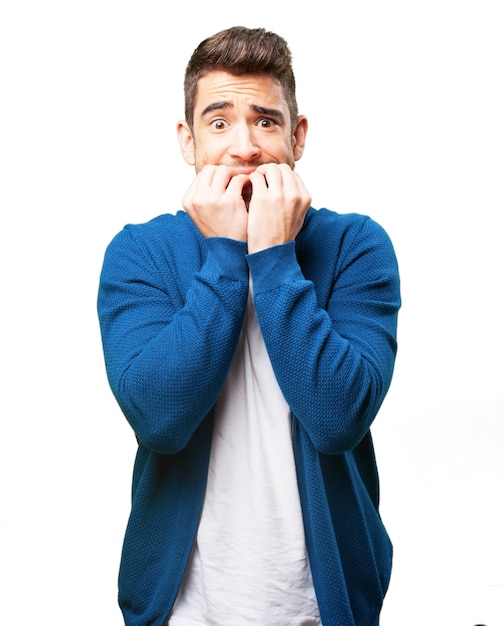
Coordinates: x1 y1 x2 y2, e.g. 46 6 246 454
97 221 249 454
248 215 400 454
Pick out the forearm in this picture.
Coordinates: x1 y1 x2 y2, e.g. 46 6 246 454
248 236 400 454
98 231 249 454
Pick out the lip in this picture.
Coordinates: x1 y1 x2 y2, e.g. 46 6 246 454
233 168 256 176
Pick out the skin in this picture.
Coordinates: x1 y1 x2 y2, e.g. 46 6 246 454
177 71 311 253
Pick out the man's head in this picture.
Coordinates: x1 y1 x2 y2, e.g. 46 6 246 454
177 27 307 174
183 26 298 133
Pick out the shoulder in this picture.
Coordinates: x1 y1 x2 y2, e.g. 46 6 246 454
122 210 197 244
304 207 388 238
99 211 206 291
300 207 396 263
104 211 201 259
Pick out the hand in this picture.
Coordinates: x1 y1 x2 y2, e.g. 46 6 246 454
247 164 311 253
182 165 249 241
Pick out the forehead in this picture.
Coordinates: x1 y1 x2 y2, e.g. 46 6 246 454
194 70 287 112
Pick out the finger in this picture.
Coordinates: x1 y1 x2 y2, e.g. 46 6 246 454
226 173 250 194
254 163 283 190
197 164 218 188
211 165 237 192
272 165 311 209
248 169 268 193
292 171 312 209
185 165 217 209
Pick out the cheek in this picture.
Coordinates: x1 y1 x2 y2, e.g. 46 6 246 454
264 138 295 165
195 137 227 166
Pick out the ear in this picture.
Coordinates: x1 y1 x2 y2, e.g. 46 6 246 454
177 120 195 166
292 115 308 161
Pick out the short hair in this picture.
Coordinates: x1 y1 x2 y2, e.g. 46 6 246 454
184 26 298 132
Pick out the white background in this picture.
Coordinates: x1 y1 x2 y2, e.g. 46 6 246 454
1 1 503 624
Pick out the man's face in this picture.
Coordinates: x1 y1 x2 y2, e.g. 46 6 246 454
178 71 306 184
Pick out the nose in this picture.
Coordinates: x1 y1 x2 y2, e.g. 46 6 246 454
228 123 261 162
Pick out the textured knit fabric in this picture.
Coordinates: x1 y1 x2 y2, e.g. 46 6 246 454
97 207 401 626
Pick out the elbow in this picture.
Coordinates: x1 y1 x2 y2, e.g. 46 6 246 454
303 371 387 455
309 405 375 454
134 420 195 455
115 373 210 455
126 403 210 455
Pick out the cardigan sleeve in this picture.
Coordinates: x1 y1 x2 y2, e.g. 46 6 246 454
97 223 249 454
247 215 400 454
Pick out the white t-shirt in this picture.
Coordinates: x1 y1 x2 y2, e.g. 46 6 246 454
169 285 321 626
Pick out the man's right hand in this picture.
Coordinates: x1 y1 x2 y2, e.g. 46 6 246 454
182 165 249 241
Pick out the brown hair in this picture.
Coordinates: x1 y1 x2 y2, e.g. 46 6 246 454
184 26 298 131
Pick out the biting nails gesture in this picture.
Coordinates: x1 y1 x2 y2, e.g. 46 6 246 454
247 164 312 253
182 165 249 241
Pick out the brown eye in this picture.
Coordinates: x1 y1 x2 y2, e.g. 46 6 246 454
258 118 275 128
211 119 228 130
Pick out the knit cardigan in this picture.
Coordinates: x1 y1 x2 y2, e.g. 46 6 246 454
97 207 401 626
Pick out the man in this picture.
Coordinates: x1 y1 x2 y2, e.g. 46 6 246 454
98 26 400 626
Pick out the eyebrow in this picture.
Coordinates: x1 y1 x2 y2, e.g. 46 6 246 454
253 105 285 122
200 101 285 123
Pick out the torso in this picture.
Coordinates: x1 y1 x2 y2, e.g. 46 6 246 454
169 283 321 625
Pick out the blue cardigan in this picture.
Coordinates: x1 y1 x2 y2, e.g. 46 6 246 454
98 207 401 626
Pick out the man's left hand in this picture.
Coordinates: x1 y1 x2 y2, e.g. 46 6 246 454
247 164 311 253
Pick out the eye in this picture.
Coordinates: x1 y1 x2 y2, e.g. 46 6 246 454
257 118 276 129
211 119 228 130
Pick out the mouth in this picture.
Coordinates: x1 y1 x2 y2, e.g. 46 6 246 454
241 181 253 208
